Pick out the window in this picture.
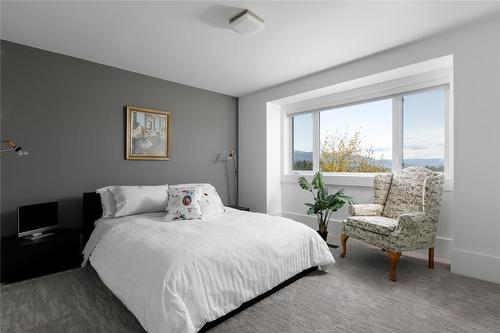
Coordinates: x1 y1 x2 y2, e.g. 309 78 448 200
288 85 448 176
320 99 392 173
292 113 313 170
403 89 445 172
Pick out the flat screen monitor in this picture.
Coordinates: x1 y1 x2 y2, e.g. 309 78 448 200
18 201 58 237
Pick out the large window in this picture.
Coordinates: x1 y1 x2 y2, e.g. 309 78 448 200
288 85 448 175
320 99 392 173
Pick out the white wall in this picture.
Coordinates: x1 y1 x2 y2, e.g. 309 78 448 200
239 14 500 283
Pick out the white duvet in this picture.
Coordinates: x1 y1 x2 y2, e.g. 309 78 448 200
83 208 334 333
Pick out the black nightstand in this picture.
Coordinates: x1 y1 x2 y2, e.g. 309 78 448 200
1 229 81 283
229 206 250 212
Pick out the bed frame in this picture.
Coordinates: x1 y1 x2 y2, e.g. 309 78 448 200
82 192 103 244
82 192 318 331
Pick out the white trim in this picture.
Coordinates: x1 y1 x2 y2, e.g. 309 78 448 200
282 172 453 191
283 172 376 187
268 211 282 217
283 114 292 174
282 70 451 115
407 236 452 264
393 95 403 173
451 249 500 284
282 103 293 175
444 84 454 189
272 55 453 106
266 102 283 214
280 211 344 236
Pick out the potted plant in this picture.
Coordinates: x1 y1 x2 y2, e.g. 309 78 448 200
298 172 353 241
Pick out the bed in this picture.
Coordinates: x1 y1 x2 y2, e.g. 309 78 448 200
82 192 335 333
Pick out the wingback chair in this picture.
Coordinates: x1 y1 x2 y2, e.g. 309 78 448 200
340 167 444 281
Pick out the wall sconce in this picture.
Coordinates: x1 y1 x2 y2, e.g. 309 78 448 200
1 140 29 156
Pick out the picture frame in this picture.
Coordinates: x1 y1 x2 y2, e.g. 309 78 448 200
125 106 171 160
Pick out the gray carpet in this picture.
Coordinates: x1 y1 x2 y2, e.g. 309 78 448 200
2 240 500 333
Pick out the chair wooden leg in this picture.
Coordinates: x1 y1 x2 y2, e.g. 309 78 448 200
428 248 435 269
386 250 401 282
340 234 349 258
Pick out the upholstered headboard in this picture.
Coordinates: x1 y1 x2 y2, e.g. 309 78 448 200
82 192 102 243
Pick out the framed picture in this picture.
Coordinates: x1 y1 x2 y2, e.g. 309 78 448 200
125 106 171 160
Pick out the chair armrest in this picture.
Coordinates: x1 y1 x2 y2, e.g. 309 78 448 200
349 204 384 216
390 213 436 246
396 213 427 230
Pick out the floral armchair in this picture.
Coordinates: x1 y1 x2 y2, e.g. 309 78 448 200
340 167 444 281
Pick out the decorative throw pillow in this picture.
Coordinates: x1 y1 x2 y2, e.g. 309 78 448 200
165 186 202 221
110 185 169 217
96 186 117 218
170 183 225 218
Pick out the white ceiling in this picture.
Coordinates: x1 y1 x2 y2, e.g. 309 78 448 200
2 1 499 97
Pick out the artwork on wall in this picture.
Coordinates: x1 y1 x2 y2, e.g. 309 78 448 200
125 106 171 160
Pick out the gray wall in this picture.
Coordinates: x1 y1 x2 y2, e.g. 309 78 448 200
1 40 237 236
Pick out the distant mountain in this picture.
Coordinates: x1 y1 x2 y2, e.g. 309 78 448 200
294 150 313 162
293 150 444 170
402 158 444 171
378 158 444 170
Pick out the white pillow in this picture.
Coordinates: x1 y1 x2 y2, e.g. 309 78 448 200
170 183 225 218
96 186 117 218
110 185 169 217
165 186 202 221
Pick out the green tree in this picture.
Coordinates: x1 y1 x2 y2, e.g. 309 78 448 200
320 130 389 173
293 160 313 170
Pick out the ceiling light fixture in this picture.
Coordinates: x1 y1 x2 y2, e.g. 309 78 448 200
229 9 264 36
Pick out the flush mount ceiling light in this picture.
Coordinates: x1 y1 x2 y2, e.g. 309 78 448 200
229 9 264 36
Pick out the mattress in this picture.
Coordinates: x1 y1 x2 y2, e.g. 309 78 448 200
83 208 335 333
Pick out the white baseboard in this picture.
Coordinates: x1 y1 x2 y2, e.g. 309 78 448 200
451 249 500 284
279 211 500 284
268 211 282 217
407 237 452 264
280 210 452 263
281 210 343 234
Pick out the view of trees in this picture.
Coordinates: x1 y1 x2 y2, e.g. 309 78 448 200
293 159 313 170
293 129 444 173
320 130 390 173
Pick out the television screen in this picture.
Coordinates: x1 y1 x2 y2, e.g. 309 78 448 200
18 201 58 236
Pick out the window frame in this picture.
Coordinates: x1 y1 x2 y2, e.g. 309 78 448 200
282 74 453 191
290 112 315 172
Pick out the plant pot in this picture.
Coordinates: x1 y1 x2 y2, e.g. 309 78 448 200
317 230 328 241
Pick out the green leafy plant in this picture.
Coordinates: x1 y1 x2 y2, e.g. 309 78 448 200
298 172 353 234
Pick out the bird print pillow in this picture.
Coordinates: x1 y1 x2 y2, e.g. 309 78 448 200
164 186 202 221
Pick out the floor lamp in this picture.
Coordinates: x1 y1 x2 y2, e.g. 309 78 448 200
218 150 238 207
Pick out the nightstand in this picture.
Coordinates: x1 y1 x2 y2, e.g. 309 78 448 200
1 229 81 283
229 206 250 212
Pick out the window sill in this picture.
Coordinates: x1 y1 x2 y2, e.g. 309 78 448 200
282 173 453 192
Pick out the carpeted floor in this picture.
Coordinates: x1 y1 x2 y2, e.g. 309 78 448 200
2 240 500 333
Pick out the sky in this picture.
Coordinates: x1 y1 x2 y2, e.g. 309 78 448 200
294 87 445 161
403 88 445 160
